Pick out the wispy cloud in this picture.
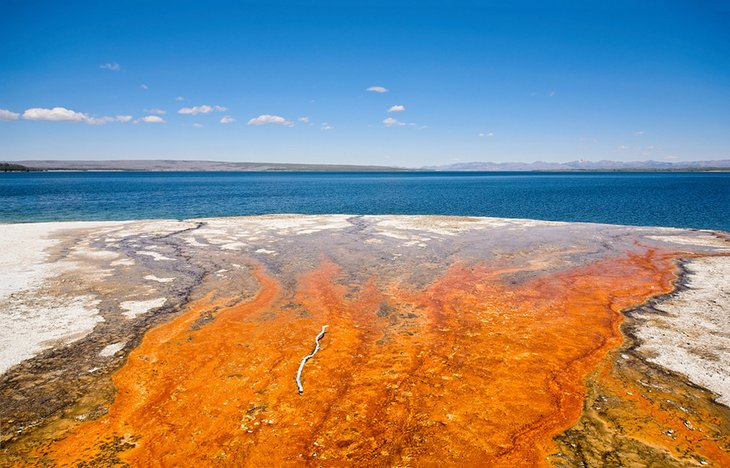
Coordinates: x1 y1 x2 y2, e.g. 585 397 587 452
383 117 422 128
635 130 645 135
247 114 293 126
140 84 149 90
367 86 388 93
383 117 405 127
178 104 227 115
548 91 556 97
298 116 310 123
479 131 494 137
642 145 656 156
83 115 134 125
219 115 235 124
175 96 185 102
87 117 112 125
387 105 405 112
0 109 20 121
617 145 630 151
144 108 166 115
100 62 121 72
193 123 203 128
321 122 333 130
139 115 165 123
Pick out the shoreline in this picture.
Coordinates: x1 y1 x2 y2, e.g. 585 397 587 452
0 214 728 239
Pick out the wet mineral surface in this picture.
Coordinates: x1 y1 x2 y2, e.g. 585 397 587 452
0 215 728 466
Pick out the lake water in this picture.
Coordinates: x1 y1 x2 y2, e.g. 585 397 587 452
0 171 728 231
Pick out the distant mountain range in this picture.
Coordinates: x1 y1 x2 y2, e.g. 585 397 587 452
4 159 730 172
424 159 730 171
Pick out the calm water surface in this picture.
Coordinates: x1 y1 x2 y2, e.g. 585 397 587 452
0 172 728 231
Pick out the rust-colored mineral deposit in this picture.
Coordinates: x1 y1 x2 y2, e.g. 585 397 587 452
2 216 729 467
36 249 723 466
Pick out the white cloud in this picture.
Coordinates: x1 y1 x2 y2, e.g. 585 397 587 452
140 115 165 123
617 145 630 151
100 62 121 72
298 116 310 123
144 108 166 115
367 86 388 93
178 104 227 115
23 107 90 122
0 109 20 121
479 132 494 137
220 115 235 124
247 114 293 126
175 96 185 102
641 145 656 156
383 117 405 127
383 117 421 128
19 107 133 125
387 105 405 112
635 130 645 135
193 123 203 128
86 115 134 125
321 122 333 130
85 116 115 125
140 84 149 90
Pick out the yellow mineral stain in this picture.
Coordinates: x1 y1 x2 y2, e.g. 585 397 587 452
589 346 730 465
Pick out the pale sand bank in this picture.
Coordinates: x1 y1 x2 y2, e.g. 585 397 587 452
0 222 126 301
634 256 730 405
0 222 128 374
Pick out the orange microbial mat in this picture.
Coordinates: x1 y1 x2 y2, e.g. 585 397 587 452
35 246 729 467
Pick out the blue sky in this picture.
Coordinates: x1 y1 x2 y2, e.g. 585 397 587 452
1 0 729 166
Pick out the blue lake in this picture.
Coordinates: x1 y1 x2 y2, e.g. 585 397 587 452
0 171 728 231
